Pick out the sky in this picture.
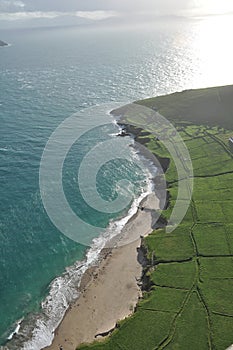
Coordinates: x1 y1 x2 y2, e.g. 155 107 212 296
0 0 233 28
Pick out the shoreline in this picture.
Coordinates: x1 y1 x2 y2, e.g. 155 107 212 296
5 123 160 350
4 84 233 350
44 192 159 350
40 123 162 350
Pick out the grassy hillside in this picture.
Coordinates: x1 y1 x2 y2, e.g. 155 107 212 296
78 85 233 350
137 84 233 130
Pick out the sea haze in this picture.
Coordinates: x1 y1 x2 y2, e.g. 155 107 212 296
0 15 233 347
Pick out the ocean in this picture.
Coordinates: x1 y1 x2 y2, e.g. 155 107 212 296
0 15 233 349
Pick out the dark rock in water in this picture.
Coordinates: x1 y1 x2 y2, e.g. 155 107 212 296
116 128 130 137
0 40 8 47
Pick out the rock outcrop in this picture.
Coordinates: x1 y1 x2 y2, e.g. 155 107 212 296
0 40 8 47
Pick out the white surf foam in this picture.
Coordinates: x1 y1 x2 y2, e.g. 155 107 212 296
7 318 24 341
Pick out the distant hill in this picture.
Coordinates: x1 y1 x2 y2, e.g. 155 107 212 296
0 40 8 47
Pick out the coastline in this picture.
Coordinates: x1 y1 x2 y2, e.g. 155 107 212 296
44 192 159 350
4 84 233 350
40 128 162 350
5 122 160 350
40 113 164 349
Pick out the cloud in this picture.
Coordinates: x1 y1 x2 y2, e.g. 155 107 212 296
0 11 59 20
0 10 118 21
0 0 25 11
75 10 117 21
1 0 232 29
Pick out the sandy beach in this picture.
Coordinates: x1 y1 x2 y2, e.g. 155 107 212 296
44 193 159 350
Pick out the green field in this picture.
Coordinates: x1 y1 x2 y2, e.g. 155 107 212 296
78 85 233 350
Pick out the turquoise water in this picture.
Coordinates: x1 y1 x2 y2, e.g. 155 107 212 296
0 16 233 348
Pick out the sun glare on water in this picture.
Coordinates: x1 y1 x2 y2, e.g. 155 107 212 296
191 13 233 86
194 0 233 15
